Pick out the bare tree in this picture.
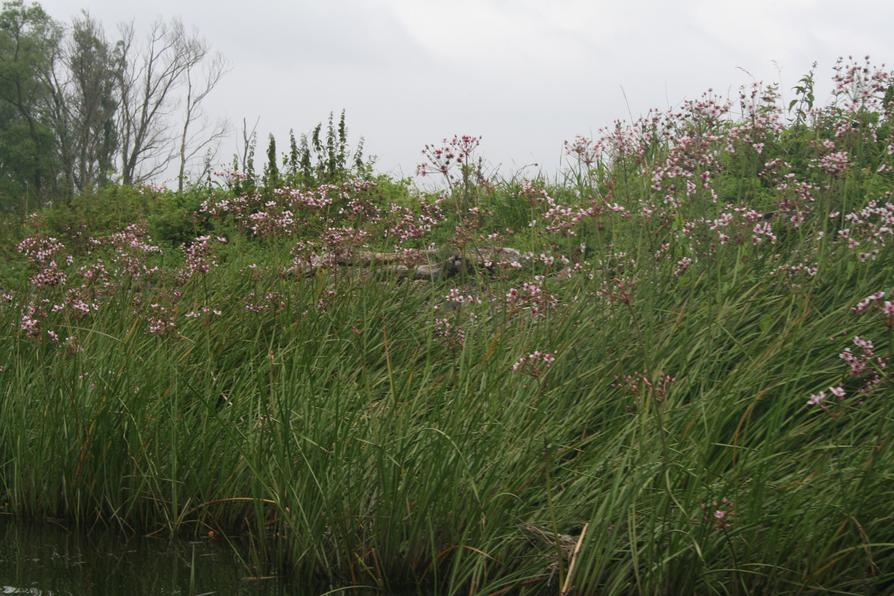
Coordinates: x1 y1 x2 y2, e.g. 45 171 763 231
115 18 225 186
40 25 74 195
238 115 259 173
176 50 228 191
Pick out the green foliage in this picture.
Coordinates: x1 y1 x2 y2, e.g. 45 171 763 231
16 184 215 253
262 133 279 193
147 189 212 246
276 110 372 188
788 61 817 124
37 184 154 247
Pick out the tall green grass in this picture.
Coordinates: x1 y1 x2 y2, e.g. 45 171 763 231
1 69 894 593
3 230 891 592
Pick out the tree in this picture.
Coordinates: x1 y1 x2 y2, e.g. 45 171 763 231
69 13 118 189
231 115 258 191
0 0 61 209
43 11 119 194
176 48 227 191
116 17 226 186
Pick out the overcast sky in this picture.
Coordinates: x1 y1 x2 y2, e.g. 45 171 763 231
39 0 894 183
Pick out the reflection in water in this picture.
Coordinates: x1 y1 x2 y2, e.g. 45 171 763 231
0 519 304 595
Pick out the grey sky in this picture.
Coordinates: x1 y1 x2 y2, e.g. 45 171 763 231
39 0 894 182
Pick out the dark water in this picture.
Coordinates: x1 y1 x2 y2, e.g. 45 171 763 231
0 519 317 595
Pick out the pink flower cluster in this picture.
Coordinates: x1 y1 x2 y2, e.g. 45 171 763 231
564 135 604 168
385 198 445 243
147 303 176 335
417 135 481 182
837 199 894 260
20 303 43 337
17 235 72 290
90 224 161 279
184 306 223 319
244 291 286 313
852 290 894 329
751 221 777 245
841 336 887 375
17 235 66 266
434 317 465 347
831 55 891 114
617 370 675 402
853 290 886 314
29 260 67 287
445 288 480 306
703 498 735 530
247 206 296 236
813 151 850 176
544 198 598 236
506 279 557 318
201 181 381 238
774 262 818 286
674 256 693 276
177 236 226 284
511 351 555 377
807 385 846 406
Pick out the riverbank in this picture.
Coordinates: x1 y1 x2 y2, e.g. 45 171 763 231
1 62 893 593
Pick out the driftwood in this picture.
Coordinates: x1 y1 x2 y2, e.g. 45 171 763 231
520 521 589 590
520 522 580 558
299 247 523 280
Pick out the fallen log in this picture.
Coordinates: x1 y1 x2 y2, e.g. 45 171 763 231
296 246 524 280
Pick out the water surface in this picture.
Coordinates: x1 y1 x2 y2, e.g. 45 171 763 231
0 519 306 595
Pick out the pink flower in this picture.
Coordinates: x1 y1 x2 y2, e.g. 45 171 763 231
674 256 693 276
445 288 480 305
807 391 827 406
512 351 555 376
853 291 885 313
704 497 735 529
853 336 874 353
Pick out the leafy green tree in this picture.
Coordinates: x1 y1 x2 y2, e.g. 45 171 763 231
0 0 61 211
